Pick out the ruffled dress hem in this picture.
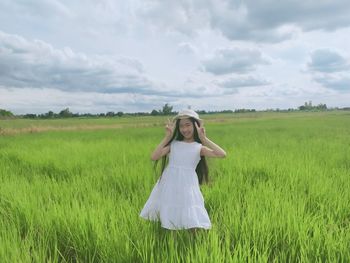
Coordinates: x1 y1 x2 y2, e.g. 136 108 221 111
139 204 211 230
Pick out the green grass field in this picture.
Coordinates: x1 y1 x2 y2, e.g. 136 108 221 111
0 111 349 262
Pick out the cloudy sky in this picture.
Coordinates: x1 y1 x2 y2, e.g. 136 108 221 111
1 0 350 114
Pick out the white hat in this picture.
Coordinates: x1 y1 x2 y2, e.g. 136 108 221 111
172 109 202 122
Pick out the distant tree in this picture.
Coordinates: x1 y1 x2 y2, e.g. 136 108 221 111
316 103 327 110
0 109 14 118
106 111 115 117
302 101 313 110
116 111 124 117
151 109 160 116
162 103 173 115
299 101 327 111
59 108 73 118
23 114 37 119
234 109 255 113
44 110 55 118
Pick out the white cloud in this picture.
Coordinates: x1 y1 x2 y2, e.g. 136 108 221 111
134 0 350 43
201 47 269 75
136 0 209 37
0 31 160 94
0 0 73 18
314 75 350 91
304 48 350 91
1 0 350 114
0 86 173 114
216 76 270 90
177 42 197 55
307 48 349 73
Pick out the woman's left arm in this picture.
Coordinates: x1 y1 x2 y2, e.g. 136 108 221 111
195 122 226 158
201 137 226 158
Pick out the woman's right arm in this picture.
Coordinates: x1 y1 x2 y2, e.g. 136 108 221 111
151 119 174 161
150 136 171 161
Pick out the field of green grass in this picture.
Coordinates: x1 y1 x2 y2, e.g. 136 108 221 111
0 111 349 262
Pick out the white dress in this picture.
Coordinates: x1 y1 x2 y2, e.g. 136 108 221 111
139 140 212 230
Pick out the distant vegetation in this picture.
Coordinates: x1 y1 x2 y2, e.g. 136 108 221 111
298 100 328 111
0 109 14 118
1 101 349 119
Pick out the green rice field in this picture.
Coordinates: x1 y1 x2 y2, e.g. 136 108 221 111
0 111 349 262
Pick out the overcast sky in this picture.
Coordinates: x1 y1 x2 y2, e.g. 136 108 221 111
1 0 350 114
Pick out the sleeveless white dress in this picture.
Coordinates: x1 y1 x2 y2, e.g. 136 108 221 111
139 140 211 230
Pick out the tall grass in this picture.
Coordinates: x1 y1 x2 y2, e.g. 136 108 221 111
0 111 349 262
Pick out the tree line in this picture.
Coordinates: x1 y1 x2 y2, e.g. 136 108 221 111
0 101 348 119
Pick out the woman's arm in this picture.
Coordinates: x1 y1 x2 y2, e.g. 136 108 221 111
150 136 171 161
200 137 226 158
195 121 226 158
150 119 174 161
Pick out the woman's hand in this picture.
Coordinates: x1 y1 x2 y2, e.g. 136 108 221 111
165 118 175 139
195 121 207 142
195 121 226 158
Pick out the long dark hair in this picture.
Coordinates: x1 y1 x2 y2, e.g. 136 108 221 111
154 117 209 185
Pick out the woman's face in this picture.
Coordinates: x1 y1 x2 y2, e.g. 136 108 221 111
179 118 194 140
